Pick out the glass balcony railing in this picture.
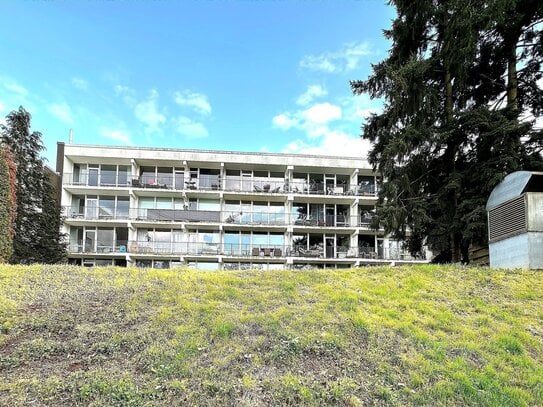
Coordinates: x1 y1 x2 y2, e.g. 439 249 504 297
63 207 368 227
63 172 378 197
66 240 425 261
130 174 221 191
68 240 129 254
63 173 131 187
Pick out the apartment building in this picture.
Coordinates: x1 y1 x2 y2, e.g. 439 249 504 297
57 142 428 269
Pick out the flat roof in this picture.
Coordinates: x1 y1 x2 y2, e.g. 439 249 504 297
59 142 368 162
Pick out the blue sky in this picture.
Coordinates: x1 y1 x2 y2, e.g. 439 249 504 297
0 1 393 164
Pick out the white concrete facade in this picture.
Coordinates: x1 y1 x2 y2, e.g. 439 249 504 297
58 143 428 269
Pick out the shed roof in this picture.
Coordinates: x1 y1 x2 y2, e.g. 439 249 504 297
486 171 543 210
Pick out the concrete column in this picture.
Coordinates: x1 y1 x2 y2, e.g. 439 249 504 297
351 198 358 227
220 163 225 191
286 165 293 193
130 159 138 180
351 168 359 194
350 232 358 256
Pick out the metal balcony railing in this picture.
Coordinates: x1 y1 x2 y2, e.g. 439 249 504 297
63 206 131 220
224 178 378 197
131 174 221 191
291 213 359 227
68 240 129 254
63 172 378 197
66 240 425 261
63 173 132 187
126 242 289 257
63 206 367 227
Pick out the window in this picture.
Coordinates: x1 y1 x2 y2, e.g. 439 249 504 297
157 167 172 187
225 170 240 191
139 197 154 209
224 232 239 255
199 168 220 190
156 197 172 210
140 166 156 185
99 196 115 219
100 165 116 186
199 199 220 211
97 228 114 253
116 197 130 218
136 259 152 268
253 202 268 224
154 229 172 253
118 166 130 186
154 260 170 269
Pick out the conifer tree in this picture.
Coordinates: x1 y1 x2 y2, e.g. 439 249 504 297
0 146 17 263
0 106 67 264
351 0 543 262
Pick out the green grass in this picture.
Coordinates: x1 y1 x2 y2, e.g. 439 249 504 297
0 264 542 406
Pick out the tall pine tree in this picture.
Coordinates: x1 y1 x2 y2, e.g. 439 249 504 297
0 106 67 264
0 146 17 263
351 0 543 262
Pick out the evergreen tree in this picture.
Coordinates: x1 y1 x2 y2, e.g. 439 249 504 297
0 106 67 264
0 146 17 263
351 0 543 262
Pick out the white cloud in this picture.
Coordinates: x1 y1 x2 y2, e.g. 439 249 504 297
272 113 298 129
273 84 382 158
47 102 74 125
100 128 131 144
300 41 372 73
174 90 212 115
134 89 166 133
3 81 28 97
0 101 5 113
302 103 342 124
114 84 131 95
71 77 88 90
114 84 137 106
282 130 371 158
174 116 209 139
296 85 327 106
340 93 382 123
272 102 342 138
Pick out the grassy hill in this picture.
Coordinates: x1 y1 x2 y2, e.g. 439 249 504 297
0 265 542 406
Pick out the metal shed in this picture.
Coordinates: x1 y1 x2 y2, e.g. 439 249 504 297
486 171 543 269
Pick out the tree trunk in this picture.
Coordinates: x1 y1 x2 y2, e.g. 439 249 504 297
506 42 518 111
444 47 461 263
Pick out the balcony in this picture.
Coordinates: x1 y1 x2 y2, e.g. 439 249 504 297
224 178 378 197
68 240 129 254
130 174 222 191
63 173 131 188
127 242 288 257
63 206 130 221
292 213 358 227
358 211 376 227
66 240 425 261
64 206 364 227
63 172 378 197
